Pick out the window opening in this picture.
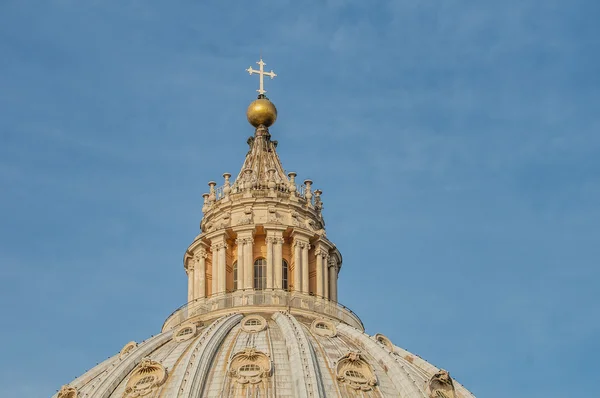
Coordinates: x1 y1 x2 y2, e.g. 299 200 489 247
253 258 266 290
282 259 289 290
233 261 238 291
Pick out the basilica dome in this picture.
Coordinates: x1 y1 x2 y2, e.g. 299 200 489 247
54 59 476 398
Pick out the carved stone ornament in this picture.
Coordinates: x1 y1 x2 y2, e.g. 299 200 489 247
426 369 457 398
267 206 281 224
119 341 138 359
122 358 168 398
290 210 301 227
173 323 197 342
57 385 79 398
311 318 337 337
237 206 254 225
374 333 394 352
336 352 378 391
228 347 272 391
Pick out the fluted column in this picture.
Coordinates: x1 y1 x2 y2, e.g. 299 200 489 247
315 250 324 297
218 242 227 294
302 243 310 294
329 258 338 302
293 240 302 292
273 237 283 289
235 238 244 290
211 243 218 295
323 254 329 299
187 262 195 303
194 249 207 299
243 237 254 289
266 237 274 289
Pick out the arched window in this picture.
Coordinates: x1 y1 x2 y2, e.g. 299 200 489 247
233 261 238 291
253 258 266 290
282 259 289 291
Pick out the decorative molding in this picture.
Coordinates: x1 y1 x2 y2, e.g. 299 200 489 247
426 369 456 398
336 352 377 391
57 385 78 398
122 358 168 397
119 341 138 359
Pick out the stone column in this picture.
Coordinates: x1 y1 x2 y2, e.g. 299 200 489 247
211 243 218 296
194 249 207 299
293 240 302 292
302 243 310 294
187 262 195 303
315 250 324 297
218 242 227 294
323 254 329 300
266 237 274 289
329 258 338 302
243 237 254 289
236 238 244 290
273 237 283 289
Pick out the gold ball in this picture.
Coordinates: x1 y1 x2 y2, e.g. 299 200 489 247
246 98 277 128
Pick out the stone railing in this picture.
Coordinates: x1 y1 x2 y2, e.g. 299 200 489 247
162 290 363 332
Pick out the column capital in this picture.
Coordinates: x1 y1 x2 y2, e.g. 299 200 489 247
328 257 338 269
314 248 328 257
293 240 307 248
194 248 209 260
211 242 228 251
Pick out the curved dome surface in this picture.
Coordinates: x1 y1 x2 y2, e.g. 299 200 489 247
54 309 475 398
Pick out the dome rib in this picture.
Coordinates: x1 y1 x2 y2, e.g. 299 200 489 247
179 313 242 397
273 312 325 397
90 332 173 398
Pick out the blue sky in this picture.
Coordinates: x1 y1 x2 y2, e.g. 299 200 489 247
1 1 598 397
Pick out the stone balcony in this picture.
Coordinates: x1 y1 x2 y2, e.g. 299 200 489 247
162 290 363 332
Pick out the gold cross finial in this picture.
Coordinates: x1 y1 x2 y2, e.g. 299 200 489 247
246 57 277 95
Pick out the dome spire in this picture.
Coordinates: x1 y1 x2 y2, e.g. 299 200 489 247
246 56 277 96
246 57 278 128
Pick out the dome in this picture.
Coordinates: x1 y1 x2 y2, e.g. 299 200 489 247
54 302 475 398
54 58 476 397
246 96 277 127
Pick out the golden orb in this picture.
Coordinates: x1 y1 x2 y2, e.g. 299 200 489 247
246 97 277 128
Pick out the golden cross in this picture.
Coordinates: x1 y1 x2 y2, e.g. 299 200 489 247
246 58 277 95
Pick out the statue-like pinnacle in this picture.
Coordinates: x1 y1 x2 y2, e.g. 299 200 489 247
246 57 278 128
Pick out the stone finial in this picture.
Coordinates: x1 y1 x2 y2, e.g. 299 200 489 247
223 173 231 197
288 172 297 199
314 189 323 212
208 181 217 203
201 193 209 213
304 179 313 204
426 369 456 398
